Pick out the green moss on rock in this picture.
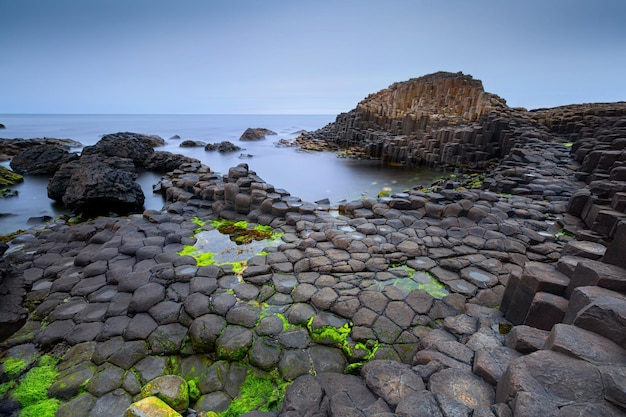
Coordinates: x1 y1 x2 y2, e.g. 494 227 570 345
11 355 60 417
126 396 182 417
219 370 288 417
0 166 23 186
141 375 189 412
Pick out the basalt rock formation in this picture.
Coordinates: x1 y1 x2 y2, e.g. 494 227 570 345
297 72 620 173
10 144 79 175
0 137 82 162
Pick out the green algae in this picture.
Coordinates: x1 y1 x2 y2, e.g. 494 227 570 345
1 357 28 379
12 355 60 417
178 218 282 271
386 265 449 299
307 318 352 346
187 379 201 402
211 219 283 245
177 245 216 266
563 142 573 147
306 317 378 370
219 370 288 417
0 166 23 187
555 230 575 239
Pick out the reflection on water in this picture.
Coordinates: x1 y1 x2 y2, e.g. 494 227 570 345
0 152 443 235
0 114 444 235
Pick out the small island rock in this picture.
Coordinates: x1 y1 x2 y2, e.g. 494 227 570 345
205 141 241 153
239 127 277 141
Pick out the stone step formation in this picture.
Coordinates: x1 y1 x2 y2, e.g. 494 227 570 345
1 72 626 417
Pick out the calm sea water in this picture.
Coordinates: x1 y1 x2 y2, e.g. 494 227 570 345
0 114 443 235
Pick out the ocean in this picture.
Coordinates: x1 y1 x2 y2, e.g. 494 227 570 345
0 114 443 235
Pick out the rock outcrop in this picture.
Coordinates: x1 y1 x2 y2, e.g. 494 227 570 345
10 144 79 175
205 141 242 153
296 72 626 176
240 128 277 141
0 137 82 161
48 133 167 215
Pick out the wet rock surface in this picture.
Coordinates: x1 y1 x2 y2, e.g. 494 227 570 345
2 74 626 416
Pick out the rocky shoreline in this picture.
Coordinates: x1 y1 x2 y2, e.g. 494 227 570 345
1 72 626 417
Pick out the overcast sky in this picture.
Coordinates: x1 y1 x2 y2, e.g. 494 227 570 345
1 0 625 114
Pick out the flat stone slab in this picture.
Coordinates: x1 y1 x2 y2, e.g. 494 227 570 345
544 323 626 366
496 350 605 406
429 368 495 409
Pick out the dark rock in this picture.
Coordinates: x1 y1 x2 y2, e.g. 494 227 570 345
249 337 281 371
544 323 626 365
240 128 277 141
496 350 604 407
280 374 326 417
205 141 242 152
429 368 495 409
279 349 313 381
145 151 200 172
88 388 132 417
48 153 145 215
84 364 125 397
603 220 626 269
49 361 97 400
10 144 79 175
395 390 443 417
215 325 253 361
180 140 207 147
128 282 165 313
196 391 231 413
504 325 549 354
566 259 626 297
573 297 626 348
189 314 226 352
53 392 96 417
598 365 626 409
472 346 522 385
62 160 144 214
361 360 425 406
81 132 163 167
563 286 626 324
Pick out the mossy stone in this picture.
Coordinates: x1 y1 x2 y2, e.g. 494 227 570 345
141 375 189 412
125 396 182 417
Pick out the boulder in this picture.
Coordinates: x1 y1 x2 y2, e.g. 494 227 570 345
81 132 164 168
179 140 206 148
0 123 5 129
10 144 79 175
496 350 604 407
0 137 82 158
239 128 277 141
361 360 425 406
140 375 189 412
59 160 144 214
126 396 182 417
145 151 200 172
205 141 242 153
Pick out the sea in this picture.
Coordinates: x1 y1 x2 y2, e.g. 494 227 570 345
0 114 443 235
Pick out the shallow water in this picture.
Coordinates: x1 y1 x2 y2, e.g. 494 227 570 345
0 114 444 234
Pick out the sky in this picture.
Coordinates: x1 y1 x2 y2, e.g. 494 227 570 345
1 0 625 114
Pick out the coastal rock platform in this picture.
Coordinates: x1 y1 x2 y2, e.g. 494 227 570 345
1 73 626 417
1 142 624 416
